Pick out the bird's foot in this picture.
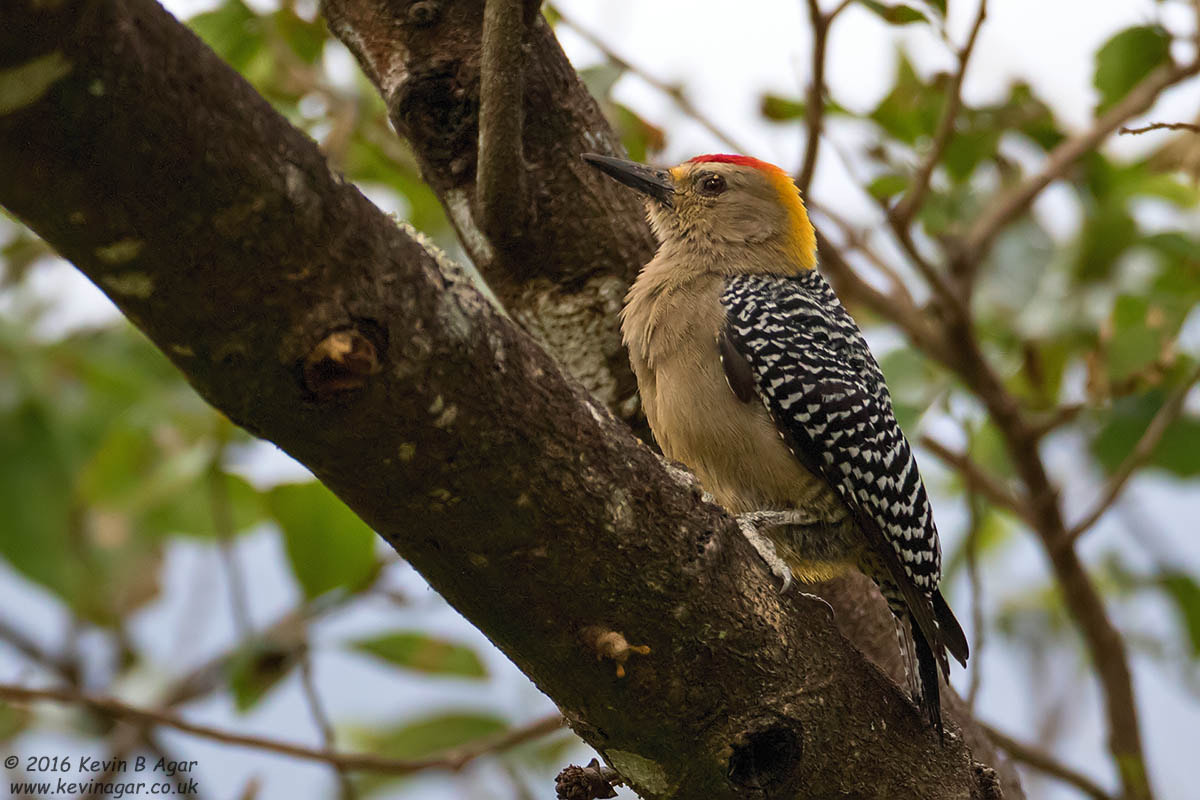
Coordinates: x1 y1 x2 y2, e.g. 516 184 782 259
735 513 795 593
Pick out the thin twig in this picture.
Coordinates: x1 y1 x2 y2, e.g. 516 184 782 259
964 484 985 710
299 654 357 799
810 200 911 296
796 0 831 195
943 320 1154 800
1027 402 1086 439
889 0 987 228
955 57 1200 281
477 0 528 243
889 219 963 311
552 5 751 154
919 435 1035 527
1119 121 1200 135
1064 363 1200 544
983 723 1115 800
813 229 954 366
210 424 252 639
0 683 564 776
0 617 75 679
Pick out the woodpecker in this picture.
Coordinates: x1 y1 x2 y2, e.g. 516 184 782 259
583 151 968 735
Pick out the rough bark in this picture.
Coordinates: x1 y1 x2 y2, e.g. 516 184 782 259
0 0 1016 797
322 0 655 413
317 1 1024 795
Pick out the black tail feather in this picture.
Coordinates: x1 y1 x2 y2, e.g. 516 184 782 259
910 615 943 743
933 589 969 668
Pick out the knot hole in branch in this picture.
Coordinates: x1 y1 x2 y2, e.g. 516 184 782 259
301 320 387 399
405 0 441 27
727 720 803 796
393 63 478 177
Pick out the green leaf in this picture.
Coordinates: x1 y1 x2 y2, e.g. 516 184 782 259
915 180 980 237
970 421 1015 480
1142 231 1200 264
268 481 378 599
613 104 665 163
878 347 941 430
859 1 928 25
942 509 1015 581
1004 82 1064 151
943 127 1001 182
760 94 806 122
228 640 302 712
1094 26 1171 113
0 701 30 742
273 7 327 65
1130 172 1200 208
351 632 488 679
1092 384 1200 477
1106 295 1171 383
578 63 624 102
352 712 509 760
141 471 266 539
870 53 943 145
1160 572 1200 656
189 0 264 72
0 401 83 608
867 173 909 201
1073 202 1137 282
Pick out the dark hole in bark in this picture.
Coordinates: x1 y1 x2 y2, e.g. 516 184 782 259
393 63 478 172
727 722 801 793
351 316 389 359
406 0 440 27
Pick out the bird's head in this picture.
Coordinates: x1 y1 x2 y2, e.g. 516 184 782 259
583 152 816 272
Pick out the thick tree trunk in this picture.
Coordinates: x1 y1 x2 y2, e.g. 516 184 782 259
324 0 655 413
318 0 1023 795
0 0 1017 797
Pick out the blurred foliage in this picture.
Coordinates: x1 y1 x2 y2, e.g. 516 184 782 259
0 1 579 796
757 11 1200 710
1 1 1200 798
352 631 490 679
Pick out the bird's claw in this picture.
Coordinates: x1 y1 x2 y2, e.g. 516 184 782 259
736 513 793 593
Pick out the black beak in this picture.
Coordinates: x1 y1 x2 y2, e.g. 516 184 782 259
582 153 675 207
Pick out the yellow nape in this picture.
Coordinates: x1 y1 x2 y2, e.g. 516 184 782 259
683 154 817 273
764 168 817 272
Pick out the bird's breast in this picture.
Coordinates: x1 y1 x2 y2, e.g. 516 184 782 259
622 273 843 518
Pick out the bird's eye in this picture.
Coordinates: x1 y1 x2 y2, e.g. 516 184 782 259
697 174 726 197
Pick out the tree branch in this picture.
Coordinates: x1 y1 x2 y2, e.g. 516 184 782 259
0 683 562 776
889 0 987 228
813 229 954 366
954 57 1200 282
298 654 357 798
1119 121 1200 135
796 0 830 195
476 0 528 244
918 435 1035 528
1064 363 1200 544
550 4 752 154
941 320 1153 800
0 1 1013 796
983 723 1115 800
321 0 654 413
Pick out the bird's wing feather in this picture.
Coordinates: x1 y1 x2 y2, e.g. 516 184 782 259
720 271 959 725
721 272 943 584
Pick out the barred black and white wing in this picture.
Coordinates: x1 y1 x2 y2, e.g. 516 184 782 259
720 271 967 731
